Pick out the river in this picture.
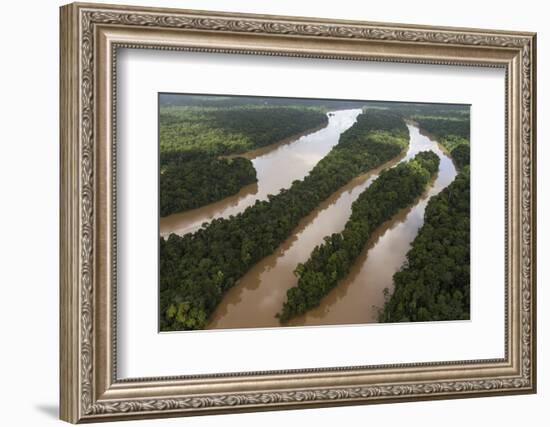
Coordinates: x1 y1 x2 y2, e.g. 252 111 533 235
207 122 457 330
160 109 362 237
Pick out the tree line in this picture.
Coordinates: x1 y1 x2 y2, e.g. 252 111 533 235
160 106 328 158
160 156 257 216
413 116 470 139
414 115 470 169
278 151 440 322
160 93 367 111
159 106 328 216
160 110 410 330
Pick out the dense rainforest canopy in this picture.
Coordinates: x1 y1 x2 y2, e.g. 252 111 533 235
160 109 409 330
379 166 470 322
158 95 471 330
159 106 328 215
160 106 328 158
278 151 440 322
160 156 257 217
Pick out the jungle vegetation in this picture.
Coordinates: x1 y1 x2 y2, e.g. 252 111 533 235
160 94 470 118
160 110 409 330
160 156 257 217
379 108 471 323
159 106 328 215
379 166 471 322
413 115 470 169
278 151 440 323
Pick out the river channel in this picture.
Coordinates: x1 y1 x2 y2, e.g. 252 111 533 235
160 109 362 237
207 122 457 329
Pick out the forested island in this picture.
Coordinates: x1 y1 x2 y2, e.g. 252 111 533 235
158 94 471 331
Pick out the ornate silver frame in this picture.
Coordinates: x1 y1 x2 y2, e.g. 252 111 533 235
60 2 537 423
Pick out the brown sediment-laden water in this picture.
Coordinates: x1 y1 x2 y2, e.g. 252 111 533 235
159 109 362 237
207 123 457 330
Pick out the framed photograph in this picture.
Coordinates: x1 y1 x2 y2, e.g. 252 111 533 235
60 2 537 423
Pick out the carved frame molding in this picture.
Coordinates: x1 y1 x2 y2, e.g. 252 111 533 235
60 2 536 423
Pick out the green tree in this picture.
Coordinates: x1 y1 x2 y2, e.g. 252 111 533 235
278 151 440 322
160 110 410 331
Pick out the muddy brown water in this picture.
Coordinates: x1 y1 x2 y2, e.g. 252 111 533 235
160 109 362 237
207 123 457 330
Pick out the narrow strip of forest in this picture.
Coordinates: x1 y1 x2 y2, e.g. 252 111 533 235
160 106 329 216
278 151 440 323
160 110 409 330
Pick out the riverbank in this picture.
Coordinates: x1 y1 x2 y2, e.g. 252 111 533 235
223 121 329 160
